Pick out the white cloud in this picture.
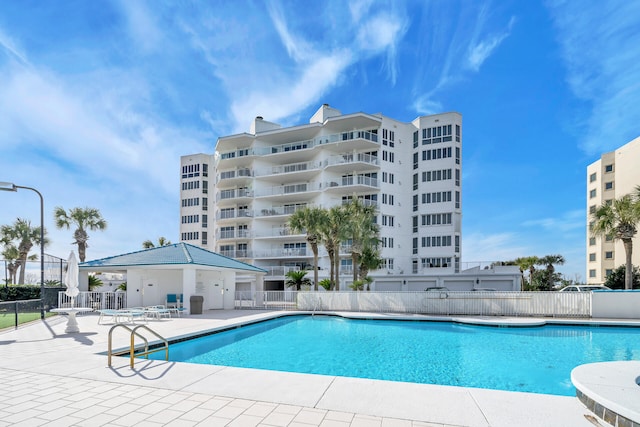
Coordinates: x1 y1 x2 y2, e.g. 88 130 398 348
413 97 443 116
267 2 314 63
117 0 163 54
462 232 527 265
411 3 515 115
467 16 515 72
230 51 352 132
546 0 640 154
0 26 29 65
349 0 374 23
522 210 584 233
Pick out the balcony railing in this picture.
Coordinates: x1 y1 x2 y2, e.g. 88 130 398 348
218 129 379 160
327 153 379 167
217 189 253 201
254 161 322 177
217 229 252 239
325 175 379 189
217 168 253 182
257 204 309 217
254 183 320 197
253 248 309 258
216 209 253 220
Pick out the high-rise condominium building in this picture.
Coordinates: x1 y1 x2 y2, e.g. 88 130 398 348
180 104 462 290
586 136 640 284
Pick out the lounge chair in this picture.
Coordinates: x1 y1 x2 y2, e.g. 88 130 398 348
144 305 172 320
166 294 179 308
98 308 146 325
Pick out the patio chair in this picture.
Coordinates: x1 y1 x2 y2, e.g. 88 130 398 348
98 308 146 324
166 294 179 308
144 305 172 320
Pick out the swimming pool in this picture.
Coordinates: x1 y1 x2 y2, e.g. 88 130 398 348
149 315 640 396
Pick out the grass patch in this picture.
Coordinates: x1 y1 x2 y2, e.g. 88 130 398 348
0 310 56 330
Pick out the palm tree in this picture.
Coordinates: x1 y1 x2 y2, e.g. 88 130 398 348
344 198 379 282
358 246 383 286
54 206 107 262
1 243 20 284
142 237 172 248
539 254 565 290
285 270 311 291
591 194 640 289
320 205 350 291
288 207 327 291
0 218 47 284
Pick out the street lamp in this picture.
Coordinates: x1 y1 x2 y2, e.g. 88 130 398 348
0 182 45 319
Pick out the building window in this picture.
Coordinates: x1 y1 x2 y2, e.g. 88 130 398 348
589 237 596 246
605 251 613 259
605 269 613 277
413 173 418 190
605 164 613 173
589 253 596 262
589 269 596 278
589 189 596 198
605 181 614 190
589 205 596 214
590 173 596 182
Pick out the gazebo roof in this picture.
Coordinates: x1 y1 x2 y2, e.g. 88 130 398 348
80 243 266 273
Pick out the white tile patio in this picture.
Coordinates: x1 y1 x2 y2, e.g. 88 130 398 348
0 310 605 426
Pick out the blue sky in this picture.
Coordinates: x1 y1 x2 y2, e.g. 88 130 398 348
1 0 639 281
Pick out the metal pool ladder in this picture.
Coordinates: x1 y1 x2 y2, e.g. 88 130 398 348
107 324 169 368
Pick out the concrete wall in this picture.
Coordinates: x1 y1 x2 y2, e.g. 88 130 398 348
591 291 640 319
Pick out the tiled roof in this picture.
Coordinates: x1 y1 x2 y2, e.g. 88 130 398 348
80 243 266 273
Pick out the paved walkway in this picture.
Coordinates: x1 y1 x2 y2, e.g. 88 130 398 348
0 311 603 427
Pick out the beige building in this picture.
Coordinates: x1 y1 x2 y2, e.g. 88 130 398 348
586 136 640 283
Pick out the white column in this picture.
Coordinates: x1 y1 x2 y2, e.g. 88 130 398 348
182 268 197 313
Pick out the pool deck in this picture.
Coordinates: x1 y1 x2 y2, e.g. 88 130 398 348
0 310 636 427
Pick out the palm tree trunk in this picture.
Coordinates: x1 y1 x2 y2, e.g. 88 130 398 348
624 239 633 290
352 253 358 282
17 256 27 284
78 242 87 263
312 245 319 291
334 252 341 291
327 247 335 290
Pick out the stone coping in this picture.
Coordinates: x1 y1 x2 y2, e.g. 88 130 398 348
572 361 640 426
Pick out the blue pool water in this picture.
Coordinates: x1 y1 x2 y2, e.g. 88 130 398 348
149 315 640 396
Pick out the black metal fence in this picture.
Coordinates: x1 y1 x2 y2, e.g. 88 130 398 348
0 299 42 330
2 253 67 285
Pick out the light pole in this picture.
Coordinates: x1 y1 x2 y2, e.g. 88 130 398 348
0 182 45 319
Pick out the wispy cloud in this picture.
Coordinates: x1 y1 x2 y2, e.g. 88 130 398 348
546 0 640 154
522 209 584 233
117 0 163 54
463 232 528 264
412 3 515 114
0 26 29 65
467 16 515 72
177 1 409 132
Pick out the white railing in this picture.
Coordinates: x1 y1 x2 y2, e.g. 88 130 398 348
235 291 298 310
234 291 592 318
57 291 127 310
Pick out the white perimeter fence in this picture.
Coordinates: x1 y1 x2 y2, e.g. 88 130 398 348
235 291 592 318
57 292 127 311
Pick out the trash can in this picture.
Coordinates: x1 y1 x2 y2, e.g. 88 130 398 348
190 295 203 315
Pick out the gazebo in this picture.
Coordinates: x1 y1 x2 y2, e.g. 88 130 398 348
79 243 266 311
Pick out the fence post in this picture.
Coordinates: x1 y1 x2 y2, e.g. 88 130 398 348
14 301 18 330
